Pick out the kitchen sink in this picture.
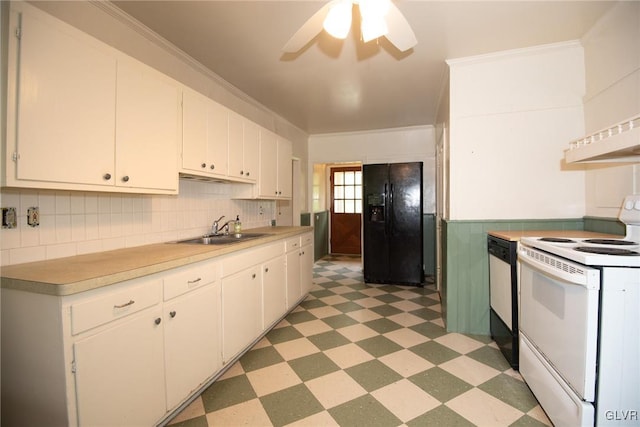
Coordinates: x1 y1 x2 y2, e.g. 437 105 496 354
176 232 268 245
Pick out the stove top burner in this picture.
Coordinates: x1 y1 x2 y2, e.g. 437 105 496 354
582 239 636 246
575 247 640 256
538 237 576 243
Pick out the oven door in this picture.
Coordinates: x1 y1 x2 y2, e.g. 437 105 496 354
518 246 600 401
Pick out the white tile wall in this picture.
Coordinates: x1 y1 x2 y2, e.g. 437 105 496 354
0 180 276 266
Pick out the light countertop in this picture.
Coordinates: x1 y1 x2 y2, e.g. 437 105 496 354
487 230 621 242
0 226 313 296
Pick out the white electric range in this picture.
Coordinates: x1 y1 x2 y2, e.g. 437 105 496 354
517 195 640 426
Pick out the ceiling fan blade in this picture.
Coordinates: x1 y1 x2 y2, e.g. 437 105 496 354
384 2 417 52
282 1 336 53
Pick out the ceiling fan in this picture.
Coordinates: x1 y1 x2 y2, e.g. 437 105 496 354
282 0 417 53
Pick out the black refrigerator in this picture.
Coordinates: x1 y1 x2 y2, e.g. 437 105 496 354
363 162 423 285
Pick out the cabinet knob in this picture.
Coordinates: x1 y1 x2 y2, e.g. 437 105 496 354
240 170 244 175
103 173 111 180
122 175 130 183
246 172 250 176
154 318 162 325
252 273 256 279
210 164 215 170
265 267 269 273
170 311 177 318
201 163 206 168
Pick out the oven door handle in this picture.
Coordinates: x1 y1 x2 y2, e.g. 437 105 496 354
518 248 600 290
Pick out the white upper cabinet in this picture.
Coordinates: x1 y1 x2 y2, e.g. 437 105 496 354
115 59 180 192
3 2 179 194
181 88 229 179
228 112 258 183
257 130 293 199
9 4 116 187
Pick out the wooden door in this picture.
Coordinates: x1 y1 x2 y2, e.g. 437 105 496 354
330 167 362 254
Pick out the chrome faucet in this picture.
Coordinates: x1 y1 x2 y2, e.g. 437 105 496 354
211 216 234 235
211 215 225 235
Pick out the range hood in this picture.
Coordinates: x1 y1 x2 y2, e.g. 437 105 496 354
565 114 640 163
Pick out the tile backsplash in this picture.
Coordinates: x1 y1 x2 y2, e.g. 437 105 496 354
0 179 275 266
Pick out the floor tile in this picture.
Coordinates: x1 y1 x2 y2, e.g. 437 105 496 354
409 367 473 402
386 311 427 327
409 340 461 364
306 305 342 319
371 379 441 422
434 332 486 354
323 342 376 369
328 394 403 427
378 348 435 377
346 308 383 322
406 404 476 427
320 313 360 329
332 300 366 313
246 362 302 397
356 335 403 358
201 374 257 413
240 346 285 372
205 399 271 427
408 321 448 339
286 311 318 324
167 397 205 426
284 410 338 426
266 325 304 345
306 330 351 350
383 327 430 348
305 370 368 409
446 388 525 426
478 373 541 413
466 345 513 372
345 359 403 392
287 352 341 381
259 384 324 426
291 319 333 336
335 323 378 342
363 317 403 334
273 337 320 361
439 355 501 386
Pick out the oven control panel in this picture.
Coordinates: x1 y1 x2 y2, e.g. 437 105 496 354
620 194 640 225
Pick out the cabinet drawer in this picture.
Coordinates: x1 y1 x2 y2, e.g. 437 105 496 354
163 260 220 301
285 237 300 252
71 280 161 335
301 233 313 246
222 242 284 277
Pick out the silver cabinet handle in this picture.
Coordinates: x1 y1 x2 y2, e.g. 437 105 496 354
188 278 202 284
122 176 130 182
103 173 111 180
113 299 135 309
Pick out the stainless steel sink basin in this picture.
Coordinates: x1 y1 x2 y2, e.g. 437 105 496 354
177 232 268 245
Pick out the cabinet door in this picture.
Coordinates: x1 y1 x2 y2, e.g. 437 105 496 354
14 8 116 186
243 119 259 182
286 250 302 309
262 256 286 329
221 266 262 363
183 91 229 178
300 243 314 295
164 283 221 410
277 138 293 198
115 59 179 191
259 130 278 197
73 307 165 427
228 111 245 180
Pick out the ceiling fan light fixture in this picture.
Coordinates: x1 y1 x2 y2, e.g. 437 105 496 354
361 15 388 42
323 0 352 39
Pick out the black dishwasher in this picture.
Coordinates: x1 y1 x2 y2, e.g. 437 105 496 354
487 235 518 370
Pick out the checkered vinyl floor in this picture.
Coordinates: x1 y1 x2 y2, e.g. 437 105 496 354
166 255 551 427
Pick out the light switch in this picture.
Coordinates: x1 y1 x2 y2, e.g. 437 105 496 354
1 207 17 229
27 207 40 227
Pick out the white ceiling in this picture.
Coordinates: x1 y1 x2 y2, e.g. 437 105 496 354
110 1 616 135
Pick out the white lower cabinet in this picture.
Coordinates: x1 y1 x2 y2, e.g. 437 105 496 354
74 306 166 427
1 231 312 426
163 283 221 410
300 234 314 295
221 265 262 363
262 255 287 329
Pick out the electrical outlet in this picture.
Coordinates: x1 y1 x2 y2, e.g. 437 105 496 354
1 207 17 229
27 207 39 227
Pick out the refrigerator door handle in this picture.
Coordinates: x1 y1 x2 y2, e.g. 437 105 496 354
384 183 389 236
389 183 394 235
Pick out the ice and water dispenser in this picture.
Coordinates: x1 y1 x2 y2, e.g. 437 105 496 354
367 194 385 222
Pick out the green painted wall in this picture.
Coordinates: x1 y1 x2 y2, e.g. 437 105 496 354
441 217 624 335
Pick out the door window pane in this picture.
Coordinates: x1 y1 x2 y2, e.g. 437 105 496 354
332 167 362 215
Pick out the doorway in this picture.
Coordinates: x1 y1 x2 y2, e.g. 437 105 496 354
330 166 362 255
